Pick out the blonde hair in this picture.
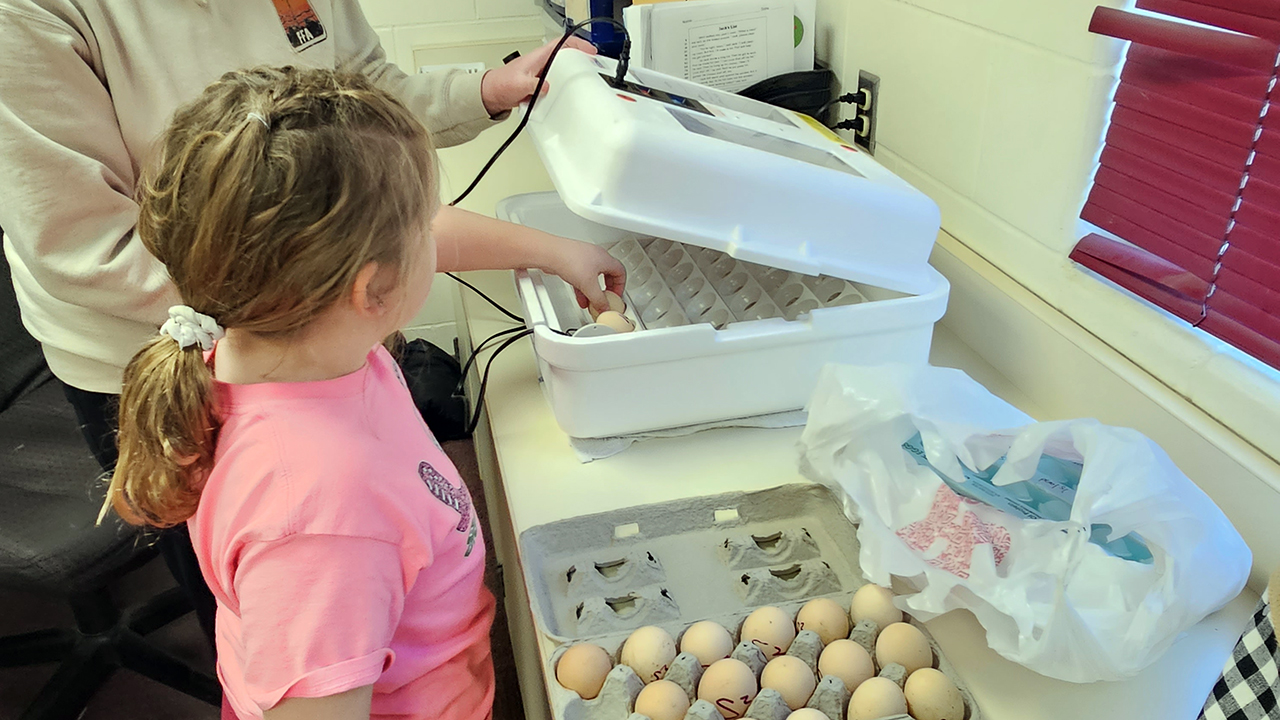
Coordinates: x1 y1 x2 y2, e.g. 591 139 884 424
106 66 439 527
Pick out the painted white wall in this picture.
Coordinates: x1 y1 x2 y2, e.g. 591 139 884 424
362 0 543 74
827 0 1123 256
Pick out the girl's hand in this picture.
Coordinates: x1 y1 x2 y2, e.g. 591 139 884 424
548 239 626 315
479 37 598 116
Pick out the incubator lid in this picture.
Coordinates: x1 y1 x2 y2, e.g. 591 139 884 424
523 52 943 296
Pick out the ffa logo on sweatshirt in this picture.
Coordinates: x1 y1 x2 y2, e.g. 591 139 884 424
419 462 479 557
273 0 327 51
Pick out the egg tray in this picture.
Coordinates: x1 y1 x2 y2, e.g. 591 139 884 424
547 237 869 334
518 484 980 720
544 604 980 720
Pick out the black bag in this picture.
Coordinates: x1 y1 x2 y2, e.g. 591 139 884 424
1 241 53 413
396 338 469 442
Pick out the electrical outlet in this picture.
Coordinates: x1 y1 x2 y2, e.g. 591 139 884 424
854 70 879 154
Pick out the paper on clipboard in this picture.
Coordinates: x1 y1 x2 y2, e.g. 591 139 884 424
627 0 795 93
793 0 815 71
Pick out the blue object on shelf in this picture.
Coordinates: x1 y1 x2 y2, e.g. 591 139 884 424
586 0 626 58
540 0 627 58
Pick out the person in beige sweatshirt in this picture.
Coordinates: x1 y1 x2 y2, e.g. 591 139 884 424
0 0 619 659
1 0 606 394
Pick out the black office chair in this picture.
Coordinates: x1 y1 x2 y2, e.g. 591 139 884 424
0 251 221 719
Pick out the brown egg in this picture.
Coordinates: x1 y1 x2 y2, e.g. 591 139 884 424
761 656 817 710
786 710 831 720
904 668 965 720
697 658 759 719
796 598 851 646
595 310 635 333
555 643 613 699
847 677 907 720
635 679 691 720
817 639 874 692
741 606 797 659
875 623 933 676
589 291 628 320
622 626 677 684
681 620 735 668
850 584 902 631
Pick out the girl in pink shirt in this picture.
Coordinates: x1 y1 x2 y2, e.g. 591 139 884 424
102 66 623 720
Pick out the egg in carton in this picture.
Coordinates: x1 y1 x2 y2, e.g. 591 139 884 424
547 595 979 720
841 614 980 720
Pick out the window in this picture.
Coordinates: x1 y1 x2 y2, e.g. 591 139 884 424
1071 2 1280 369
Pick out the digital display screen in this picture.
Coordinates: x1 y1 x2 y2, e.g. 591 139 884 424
602 74 714 115
667 109 863 178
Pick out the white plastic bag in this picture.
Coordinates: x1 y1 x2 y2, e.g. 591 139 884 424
798 363 1252 683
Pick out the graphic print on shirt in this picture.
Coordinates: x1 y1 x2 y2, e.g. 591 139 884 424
272 0 327 50
419 462 478 557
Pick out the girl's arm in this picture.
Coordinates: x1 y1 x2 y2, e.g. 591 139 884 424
264 685 373 720
433 205 626 313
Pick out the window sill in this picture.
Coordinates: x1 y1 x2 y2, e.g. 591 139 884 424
877 147 1280 589
931 231 1280 590
879 146 1280 471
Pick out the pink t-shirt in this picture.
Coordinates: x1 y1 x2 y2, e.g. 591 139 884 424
189 346 495 720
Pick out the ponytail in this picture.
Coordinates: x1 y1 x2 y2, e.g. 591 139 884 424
103 335 218 527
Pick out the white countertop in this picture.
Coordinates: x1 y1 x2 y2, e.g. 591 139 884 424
440 120 1259 720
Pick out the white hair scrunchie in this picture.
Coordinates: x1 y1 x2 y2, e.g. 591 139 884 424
161 305 225 351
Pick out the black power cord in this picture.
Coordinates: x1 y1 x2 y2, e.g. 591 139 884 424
464 328 534 435
836 88 874 146
455 325 526 395
446 271 523 322
835 117 871 138
836 89 872 111
738 65 840 127
449 16 630 207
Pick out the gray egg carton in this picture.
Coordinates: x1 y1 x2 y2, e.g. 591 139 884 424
520 484 863 640
520 484 981 720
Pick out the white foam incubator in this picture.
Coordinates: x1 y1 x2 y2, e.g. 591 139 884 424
503 52 949 438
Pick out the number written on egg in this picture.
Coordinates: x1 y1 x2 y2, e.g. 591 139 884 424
650 664 669 683
750 639 784 658
714 695 752 719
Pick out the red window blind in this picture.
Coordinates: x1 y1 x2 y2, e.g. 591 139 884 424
1071 3 1280 368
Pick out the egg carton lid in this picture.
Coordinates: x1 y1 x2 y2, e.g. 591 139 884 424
518 483 863 644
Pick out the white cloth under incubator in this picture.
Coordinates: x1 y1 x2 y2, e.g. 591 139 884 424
568 409 808 462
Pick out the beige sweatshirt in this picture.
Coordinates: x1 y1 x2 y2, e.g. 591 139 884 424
0 0 504 393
